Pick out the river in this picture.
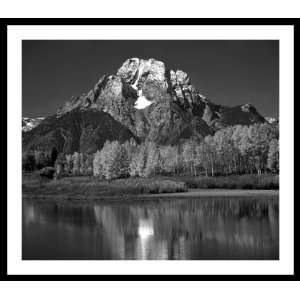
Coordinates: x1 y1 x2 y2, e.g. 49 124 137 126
22 194 279 260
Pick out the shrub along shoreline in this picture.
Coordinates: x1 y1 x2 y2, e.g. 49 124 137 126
22 173 279 200
179 174 279 190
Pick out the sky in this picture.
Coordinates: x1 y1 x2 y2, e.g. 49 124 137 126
22 40 279 118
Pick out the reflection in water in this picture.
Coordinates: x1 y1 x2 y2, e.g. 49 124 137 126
22 196 279 260
137 219 154 259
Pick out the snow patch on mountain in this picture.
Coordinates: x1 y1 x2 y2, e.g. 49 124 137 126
134 89 152 109
265 117 277 124
22 117 44 132
130 68 153 110
134 95 152 110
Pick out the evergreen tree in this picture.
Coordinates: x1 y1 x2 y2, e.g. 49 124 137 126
51 147 58 166
34 151 52 170
22 152 36 171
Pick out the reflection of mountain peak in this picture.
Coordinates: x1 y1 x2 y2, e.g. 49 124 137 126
23 198 278 260
138 219 154 239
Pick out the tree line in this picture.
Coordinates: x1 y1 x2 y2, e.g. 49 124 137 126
22 123 279 179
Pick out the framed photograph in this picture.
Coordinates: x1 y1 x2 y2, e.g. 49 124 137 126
2 20 296 279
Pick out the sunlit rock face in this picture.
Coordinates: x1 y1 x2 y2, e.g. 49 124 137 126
117 58 196 110
117 58 167 87
23 57 267 152
114 57 216 143
22 117 45 132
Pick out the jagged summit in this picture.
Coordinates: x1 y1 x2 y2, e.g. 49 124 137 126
23 57 266 153
56 57 204 115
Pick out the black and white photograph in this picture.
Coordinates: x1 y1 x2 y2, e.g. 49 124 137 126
0 16 298 300
21 38 280 261
3 23 295 279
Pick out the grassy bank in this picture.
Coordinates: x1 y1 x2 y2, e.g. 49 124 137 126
179 174 279 190
22 173 187 199
22 173 278 200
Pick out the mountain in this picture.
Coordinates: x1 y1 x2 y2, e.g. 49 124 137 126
265 117 278 124
22 110 137 154
22 117 45 132
23 57 266 153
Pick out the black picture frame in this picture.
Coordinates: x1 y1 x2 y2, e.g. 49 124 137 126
1 18 297 280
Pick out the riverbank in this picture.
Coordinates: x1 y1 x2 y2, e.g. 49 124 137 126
141 188 279 198
23 172 279 200
23 189 279 203
180 174 279 190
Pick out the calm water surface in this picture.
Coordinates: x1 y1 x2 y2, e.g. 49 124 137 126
22 196 279 260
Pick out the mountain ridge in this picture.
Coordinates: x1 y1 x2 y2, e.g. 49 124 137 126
22 57 267 153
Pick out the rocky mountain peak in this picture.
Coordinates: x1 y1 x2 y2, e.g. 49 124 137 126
117 57 192 100
23 57 267 152
241 103 256 113
117 58 166 85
